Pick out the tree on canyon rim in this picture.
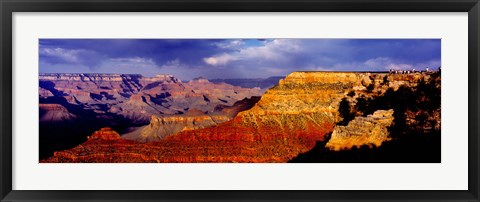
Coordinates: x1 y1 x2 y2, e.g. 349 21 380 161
338 98 354 126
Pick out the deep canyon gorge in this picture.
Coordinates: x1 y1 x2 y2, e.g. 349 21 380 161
40 71 441 163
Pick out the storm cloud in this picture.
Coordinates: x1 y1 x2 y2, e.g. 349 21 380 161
39 39 441 80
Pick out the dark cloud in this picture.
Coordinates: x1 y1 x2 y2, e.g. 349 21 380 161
39 39 441 80
40 39 225 68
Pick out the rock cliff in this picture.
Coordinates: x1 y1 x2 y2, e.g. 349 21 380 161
42 71 440 163
39 103 77 122
39 73 262 160
87 127 122 141
39 73 262 123
237 72 427 127
122 115 231 142
326 109 394 151
210 76 283 90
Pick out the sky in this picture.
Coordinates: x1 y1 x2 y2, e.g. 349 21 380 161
39 39 441 80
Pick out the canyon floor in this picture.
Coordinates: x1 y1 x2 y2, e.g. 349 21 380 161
40 71 441 163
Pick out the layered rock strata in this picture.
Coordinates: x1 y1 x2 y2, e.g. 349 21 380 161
123 96 261 142
122 115 231 142
39 73 262 122
42 71 438 163
326 109 394 151
39 103 77 122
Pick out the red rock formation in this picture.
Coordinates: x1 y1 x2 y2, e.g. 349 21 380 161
326 109 394 151
41 120 334 163
122 115 231 142
122 97 261 142
88 127 121 141
41 71 438 163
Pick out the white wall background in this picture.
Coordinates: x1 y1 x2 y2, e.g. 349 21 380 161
12 12 468 190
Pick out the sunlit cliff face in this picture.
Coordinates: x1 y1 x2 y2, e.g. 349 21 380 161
41 71 440 163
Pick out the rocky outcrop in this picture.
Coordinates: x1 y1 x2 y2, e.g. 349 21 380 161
237 72 362 130
39 87 54 98
122 115 230 142
87 127 121 141
39 103 76 122
326 109 394 151
122 96 261 142
41 127 152 163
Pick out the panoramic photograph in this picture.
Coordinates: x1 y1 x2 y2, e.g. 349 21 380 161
38 39 441 163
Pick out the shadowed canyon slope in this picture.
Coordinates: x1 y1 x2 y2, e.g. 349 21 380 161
42 71 441 163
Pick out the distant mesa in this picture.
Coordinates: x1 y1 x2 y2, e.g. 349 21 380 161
39 103 77 122
39 73 262 123
122 115 231 143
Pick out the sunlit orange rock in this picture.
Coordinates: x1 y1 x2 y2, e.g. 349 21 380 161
41 71 436 163
326 109 394 151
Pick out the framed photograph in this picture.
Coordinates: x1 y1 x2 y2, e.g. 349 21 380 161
1 0 479 201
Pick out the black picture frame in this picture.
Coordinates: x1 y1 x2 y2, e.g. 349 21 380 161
1 0 479 201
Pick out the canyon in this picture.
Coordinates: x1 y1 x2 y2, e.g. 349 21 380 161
122 96 260 142
39 73 262 159
41 71 441 163
39 74 262 122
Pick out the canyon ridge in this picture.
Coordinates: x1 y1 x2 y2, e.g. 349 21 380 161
39 73 269 159
40 71 441 163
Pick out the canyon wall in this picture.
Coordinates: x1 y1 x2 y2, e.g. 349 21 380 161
326 109 394 151
123 96 261 142
40 73 262 122
42 71 440 163
39 73 262 159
